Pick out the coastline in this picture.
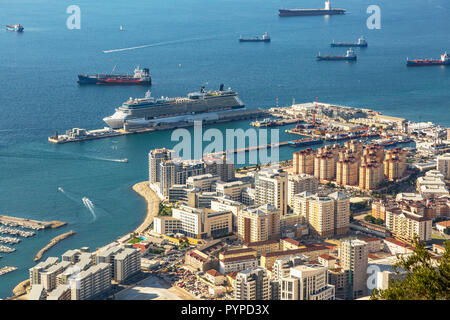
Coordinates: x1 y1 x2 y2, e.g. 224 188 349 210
132 181 161 235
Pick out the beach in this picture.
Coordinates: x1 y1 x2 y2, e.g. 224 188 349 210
132 182 161 234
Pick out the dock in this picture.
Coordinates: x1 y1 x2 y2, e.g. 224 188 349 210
34 230 76 262
251 118 299 127
49 109 269 144
0 215 67 230
207 141 290 157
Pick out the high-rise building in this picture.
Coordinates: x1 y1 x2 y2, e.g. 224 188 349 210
437 153 450 179
292 148 316 175
149 148 174 184
215 180 251 202
287 173 319 206
293 192 349 237
280 264 335 300
272 254 308 281
384 148 407 180
71 263 112 300
359 157 384 191
336 151 360 186
237 204 280 243
314 150 336 182
255 168 288 215
233 267 271 300
339 239 368 300
160 159 205 197
204 155 235 182
114 248 141 283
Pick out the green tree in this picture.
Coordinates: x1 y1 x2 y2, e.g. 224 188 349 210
364 215 375 223
371 238 450 300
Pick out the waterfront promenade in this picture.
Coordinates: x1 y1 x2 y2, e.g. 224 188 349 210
132 182 160 234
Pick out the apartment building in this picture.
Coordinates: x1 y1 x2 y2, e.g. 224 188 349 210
149 148 174 183
292 148 316 175
385 207 432 242
437 153 450 179
384 148 407 180
233 267 271 300
215 180 250 202
255 169 288 216
287 173 318 206
339 239 368 299
237 204 281 243
71 263 111 300
114 248 141 283
280 264 335 300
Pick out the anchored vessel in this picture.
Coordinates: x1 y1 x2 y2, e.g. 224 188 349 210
103 84 246 129
239 32 271 42
288 138 323 147
279 1 345 17
77 66 151 85
6 24 24 32
331 36 367 47
407 52 450 66
317 48 357 61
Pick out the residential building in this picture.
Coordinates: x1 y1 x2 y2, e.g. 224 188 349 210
280 264 335 300
233 267 271 300
149 148 174 183
437 153 450 179
114 248 141 283
255 168 288 215
237 204 280 243
292 148 316 175
385 207 432 242
287 173 318 206
339 239 368 300
215 180 251 202
70 263 111 300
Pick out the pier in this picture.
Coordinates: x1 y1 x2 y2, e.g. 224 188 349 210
206 141 290 157
0 215 67 230
34 230 76 262
49 109 269 144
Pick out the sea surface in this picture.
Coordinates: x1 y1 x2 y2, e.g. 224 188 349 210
0 0 449 298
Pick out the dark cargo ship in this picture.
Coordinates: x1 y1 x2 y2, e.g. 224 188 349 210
288 138 323 147
317 48 357 61
407 52 450 66
77 67 151 85
279 1 345 17
239 32 271 42
331 36 367 48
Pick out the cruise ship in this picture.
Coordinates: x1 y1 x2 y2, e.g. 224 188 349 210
103 84 246 129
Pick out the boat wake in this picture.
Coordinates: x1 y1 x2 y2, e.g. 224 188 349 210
102 34 224 53
82 197 97 222
57 186 81 203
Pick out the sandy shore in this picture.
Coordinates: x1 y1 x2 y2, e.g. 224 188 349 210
132 182 161 234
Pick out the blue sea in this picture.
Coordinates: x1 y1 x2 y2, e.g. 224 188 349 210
0 0 449 298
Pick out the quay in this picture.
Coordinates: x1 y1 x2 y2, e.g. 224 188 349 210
0 215 67 230
34 230 76 262
48 108 269 144
207 140 290 157
250 118 299 127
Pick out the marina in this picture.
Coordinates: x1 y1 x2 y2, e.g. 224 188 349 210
0 266 18 276
0 227 35 238
0 245 16 254
0 236 21 245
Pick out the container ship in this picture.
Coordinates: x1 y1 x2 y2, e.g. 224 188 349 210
77 67 151 85
239 32 271 42
279 1 345 17
331 36 367 48
288 137 323 147
6 24 24 32
317 48 357 61
103 84 245 129
407 52 450 66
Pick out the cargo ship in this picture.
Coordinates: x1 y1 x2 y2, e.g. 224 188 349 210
77 66 151 85
6 24 24 32
239 32 271 42
103 84 245 129
288 138 323 147
279 1 345 17
251 118 277 127
407 52 450 66
331 36 367 48
317 48 357 61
